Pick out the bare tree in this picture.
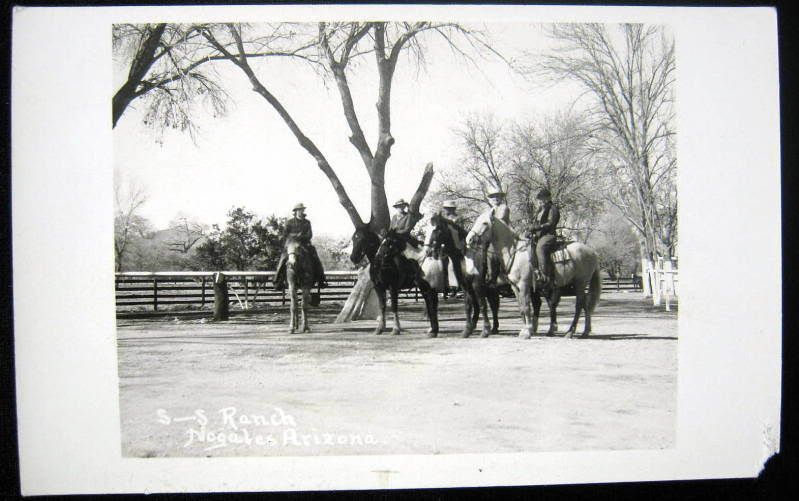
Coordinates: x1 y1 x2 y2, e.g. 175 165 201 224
507 111 604 241
433 113 510 224
538 23 676 266
112 23 317 136
114 177 150 272
195 22 497 319
166 214 207 254
199 22 496 232
432 111 603 240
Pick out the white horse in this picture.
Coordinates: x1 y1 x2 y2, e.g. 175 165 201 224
466 212 537 338
466 212 602 338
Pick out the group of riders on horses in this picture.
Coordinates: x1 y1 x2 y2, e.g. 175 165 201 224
273 187 563 292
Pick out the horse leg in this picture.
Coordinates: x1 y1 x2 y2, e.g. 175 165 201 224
489 288 500 334
575 282 591 337
419 282 438 337
581 289 592 338
546 289 561 336
565 286 584 338
461 285 476 338
288 282 297 334
373 287 386 335
428 289 439 338
390 286 402 335
301 287 310 333
478 285 490 338
513 283 533 339
531 293 542 337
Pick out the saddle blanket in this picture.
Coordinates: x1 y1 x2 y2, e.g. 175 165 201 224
551 248 571 264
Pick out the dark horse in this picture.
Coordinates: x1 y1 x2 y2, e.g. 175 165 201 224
350 224 442 337
428 214 501 337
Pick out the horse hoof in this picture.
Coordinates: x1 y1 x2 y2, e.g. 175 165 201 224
391 328 402 336
581 331 590 338
491 327 499 335
545 330 555 337
518 330 531 339
461 330 471 338
428 331 438 338
303 327 310 333
564 330 575 339
373 329 383 336
289 329 296 334
481 329 490 338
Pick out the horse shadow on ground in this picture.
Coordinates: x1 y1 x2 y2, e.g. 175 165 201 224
557 333 677 341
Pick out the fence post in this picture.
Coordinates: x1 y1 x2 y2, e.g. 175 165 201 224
153 279 158 312
244 277 249 310
201 277 206 307
213 272 229 321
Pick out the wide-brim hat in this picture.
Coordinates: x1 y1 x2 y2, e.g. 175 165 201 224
392 198 409 208
292 203 307 211
442 200 457 209
487 189 506 198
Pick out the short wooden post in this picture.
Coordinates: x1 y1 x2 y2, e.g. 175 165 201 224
213 272 229 321
201 277 207 307
244 277 249 310
153 279 158 312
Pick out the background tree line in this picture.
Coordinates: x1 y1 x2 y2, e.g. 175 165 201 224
114 186 356 272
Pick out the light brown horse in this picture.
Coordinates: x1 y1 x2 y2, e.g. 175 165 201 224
466 212 601 338
285 237 315 334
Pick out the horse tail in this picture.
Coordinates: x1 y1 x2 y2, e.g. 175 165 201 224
586 264 601 314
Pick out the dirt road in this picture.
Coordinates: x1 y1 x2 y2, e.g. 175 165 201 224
116 292 677 457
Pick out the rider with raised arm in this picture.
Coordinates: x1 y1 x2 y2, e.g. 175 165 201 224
530 188 561 287
273 203 327 290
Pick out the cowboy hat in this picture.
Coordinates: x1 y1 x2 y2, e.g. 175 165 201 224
442 200 457 209
487 189 506 198
292 203 307 211
392 198 409 208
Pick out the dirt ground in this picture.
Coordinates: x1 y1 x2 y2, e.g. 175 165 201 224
116 292 677 457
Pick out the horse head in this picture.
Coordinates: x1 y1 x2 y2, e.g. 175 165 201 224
350 223 380 264
376 229 407 261
285 236 305 267
466 211 493 249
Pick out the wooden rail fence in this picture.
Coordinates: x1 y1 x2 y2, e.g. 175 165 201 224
115 271 642 317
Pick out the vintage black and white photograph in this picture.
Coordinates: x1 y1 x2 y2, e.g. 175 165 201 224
12 4 782 495
113 20 678 457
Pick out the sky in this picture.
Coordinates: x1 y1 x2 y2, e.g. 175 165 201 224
113 23 586 239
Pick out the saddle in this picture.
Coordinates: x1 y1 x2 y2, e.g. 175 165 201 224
549 239 572 264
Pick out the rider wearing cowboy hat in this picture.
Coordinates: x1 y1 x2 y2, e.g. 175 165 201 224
483 188 510 284
273 203 327 290
530 188 561 288
487 189 511 224
389 198 416 235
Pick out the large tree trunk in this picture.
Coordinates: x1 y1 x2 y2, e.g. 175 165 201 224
335 164 435 322
113 23 166 128
334 267 379 323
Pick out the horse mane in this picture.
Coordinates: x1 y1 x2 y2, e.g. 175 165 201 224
386 229 422 249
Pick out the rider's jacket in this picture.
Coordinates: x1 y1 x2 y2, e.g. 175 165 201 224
486 203 510 224
533 202 560 237
285 217 313 244
390 211 416 234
